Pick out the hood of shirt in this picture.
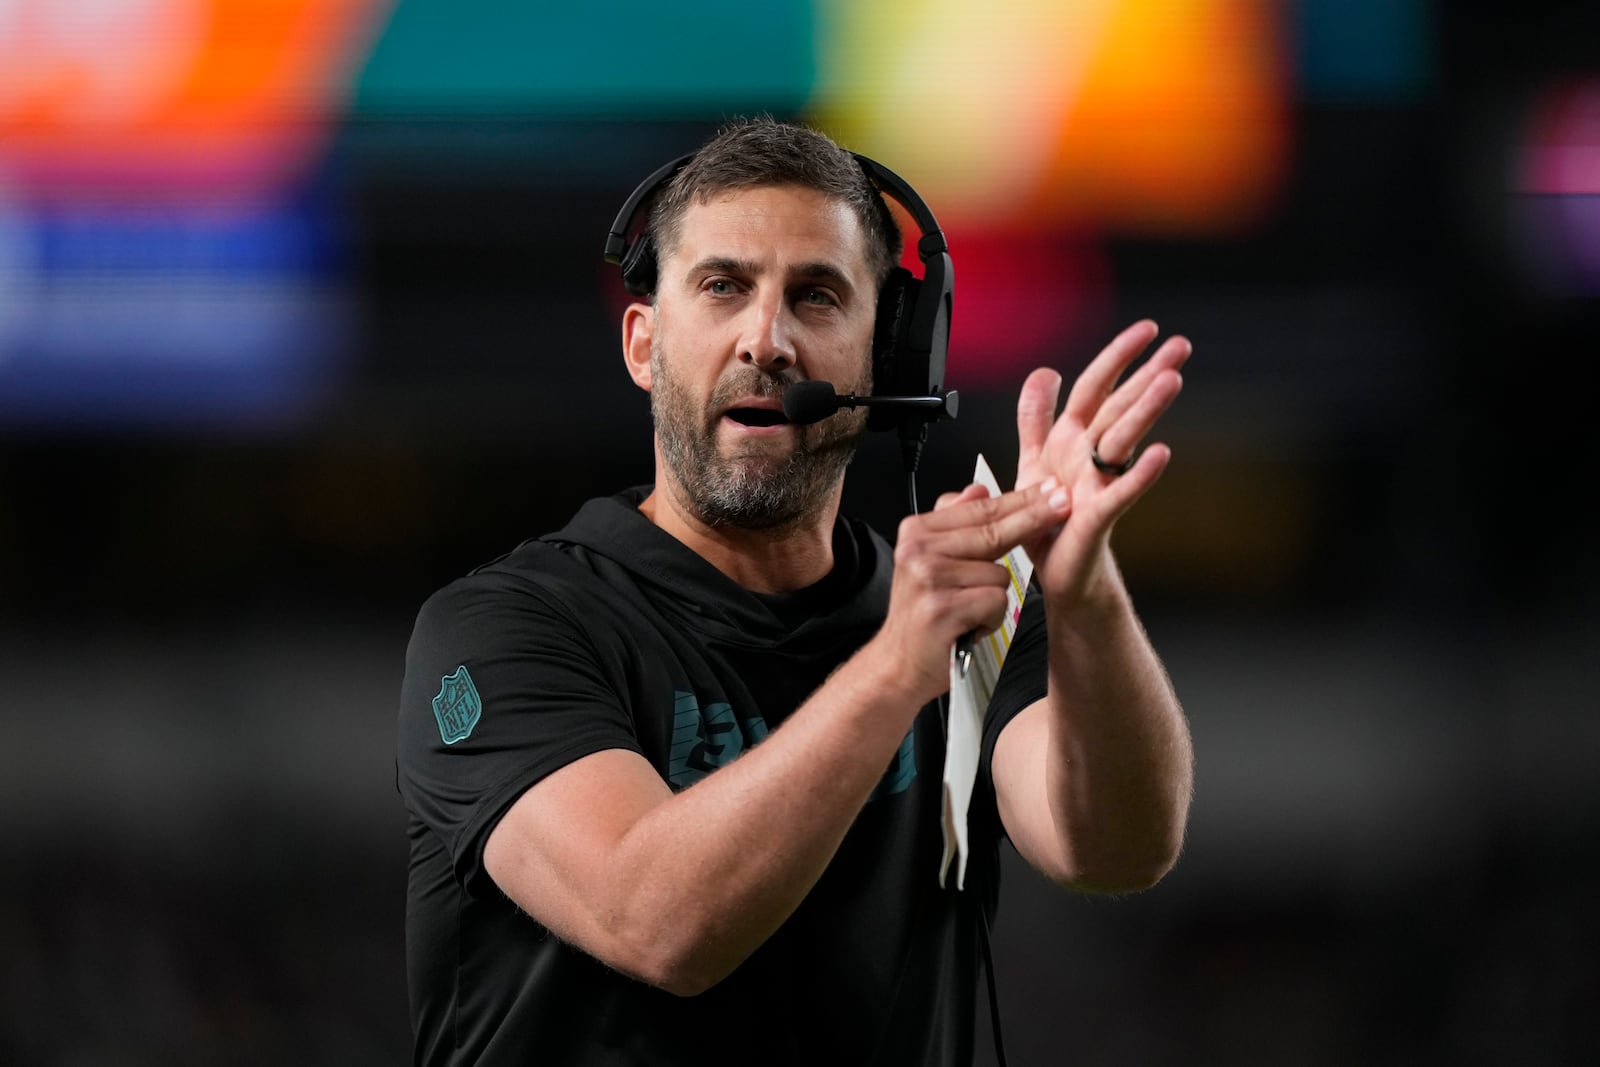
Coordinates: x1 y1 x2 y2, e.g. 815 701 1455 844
538 487 893 653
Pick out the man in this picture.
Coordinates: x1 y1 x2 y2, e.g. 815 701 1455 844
397 117 1193 1066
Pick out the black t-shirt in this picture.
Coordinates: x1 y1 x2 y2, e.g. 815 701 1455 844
396 489 1049 1066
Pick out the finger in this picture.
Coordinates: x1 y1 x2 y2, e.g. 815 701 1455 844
925 483 1073 560
923 558 1014 593
1062 319 1160 426
956 582 1014 639
1087 442 1173 525
933 583 1013 647
1093 368 1183 470
1086 335 1191 440
932 487 981 511
1015 367 1063 483
915 479 1058 534
899 559 1014 624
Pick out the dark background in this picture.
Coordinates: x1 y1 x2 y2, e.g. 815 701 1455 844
2 3 1598 1064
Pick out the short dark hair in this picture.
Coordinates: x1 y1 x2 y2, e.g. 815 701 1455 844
647 116 903 287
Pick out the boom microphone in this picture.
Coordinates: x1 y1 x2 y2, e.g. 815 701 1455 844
782 380 959 427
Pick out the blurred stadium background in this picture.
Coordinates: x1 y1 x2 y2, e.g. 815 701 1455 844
1 1 1596 1063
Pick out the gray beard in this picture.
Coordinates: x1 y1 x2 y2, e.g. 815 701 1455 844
651 346 867 531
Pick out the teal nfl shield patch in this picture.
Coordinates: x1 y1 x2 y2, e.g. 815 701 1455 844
433 665 483 745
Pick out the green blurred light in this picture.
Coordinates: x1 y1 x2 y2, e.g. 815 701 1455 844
353 0 817 116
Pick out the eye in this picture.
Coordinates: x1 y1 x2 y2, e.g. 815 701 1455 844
703 277 740 296
798 287 837 307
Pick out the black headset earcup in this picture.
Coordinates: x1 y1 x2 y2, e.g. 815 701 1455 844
870 266 918 432
619 233 658 296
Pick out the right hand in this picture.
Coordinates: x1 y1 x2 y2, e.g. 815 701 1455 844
873 481 1072 701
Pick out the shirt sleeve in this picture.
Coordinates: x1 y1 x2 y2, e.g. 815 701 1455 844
396 568 642 898
976 588 1049 813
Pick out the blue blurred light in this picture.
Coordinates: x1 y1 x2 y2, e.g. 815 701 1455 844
0 193 352 433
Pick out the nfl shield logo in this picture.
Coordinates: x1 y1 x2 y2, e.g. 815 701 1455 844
433 665 482 745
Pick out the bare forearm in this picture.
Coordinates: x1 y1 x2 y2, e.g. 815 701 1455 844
555 639 932 993
992 551 1191 893
1037 566 1192 890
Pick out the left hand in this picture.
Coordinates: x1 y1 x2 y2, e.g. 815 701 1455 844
1015 320 1190 605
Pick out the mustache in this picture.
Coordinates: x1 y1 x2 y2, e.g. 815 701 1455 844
707 367 806 411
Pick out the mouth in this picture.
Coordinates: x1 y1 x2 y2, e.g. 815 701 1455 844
724 406 790 428
720 395 792 430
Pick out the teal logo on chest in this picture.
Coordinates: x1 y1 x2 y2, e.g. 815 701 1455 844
870 729 916 800
666 690 917 798
433 665 482 744
668 691 768 788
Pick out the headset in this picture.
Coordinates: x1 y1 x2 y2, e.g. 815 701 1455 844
601 151 955 442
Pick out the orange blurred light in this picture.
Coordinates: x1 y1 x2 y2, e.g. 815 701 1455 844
1036 0 1289 232
0 0 391 198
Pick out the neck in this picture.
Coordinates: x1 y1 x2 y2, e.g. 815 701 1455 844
638 478 841 595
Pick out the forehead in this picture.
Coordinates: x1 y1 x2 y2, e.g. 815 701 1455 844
671 185 874 281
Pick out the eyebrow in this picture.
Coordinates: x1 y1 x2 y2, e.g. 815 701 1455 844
687 256 859 297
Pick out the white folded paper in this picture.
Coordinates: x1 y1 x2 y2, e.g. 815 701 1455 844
939 455 1035 890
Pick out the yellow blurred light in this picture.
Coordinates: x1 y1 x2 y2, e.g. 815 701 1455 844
813 0 1288 234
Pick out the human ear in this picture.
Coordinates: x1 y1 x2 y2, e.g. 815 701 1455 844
621 302 654 390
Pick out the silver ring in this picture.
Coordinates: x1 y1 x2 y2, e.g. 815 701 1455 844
1090 444 1135 476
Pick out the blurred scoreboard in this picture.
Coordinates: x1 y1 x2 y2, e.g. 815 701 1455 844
2 0 1449 431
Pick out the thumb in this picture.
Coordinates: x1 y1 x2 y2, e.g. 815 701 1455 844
1016 368 1063 486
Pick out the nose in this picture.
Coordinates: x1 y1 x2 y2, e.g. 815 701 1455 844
738 289 796 371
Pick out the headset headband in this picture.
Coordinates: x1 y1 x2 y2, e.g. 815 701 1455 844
603 153 948 285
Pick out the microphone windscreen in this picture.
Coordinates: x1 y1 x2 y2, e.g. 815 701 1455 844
782 381 840 425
